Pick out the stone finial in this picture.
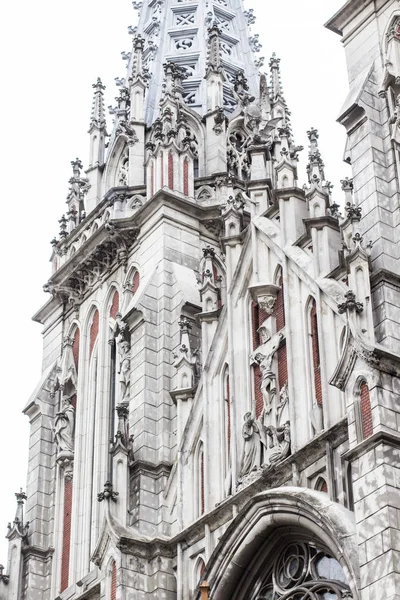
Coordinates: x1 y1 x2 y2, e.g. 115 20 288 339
249 34 262 53
244 9 256 26
306 127 326 188
97 481 119 503
338 290 364 315
58 215 68 239
6 489 29 542
90 78 106 130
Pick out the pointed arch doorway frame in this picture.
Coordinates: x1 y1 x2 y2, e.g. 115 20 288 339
197 488 359 600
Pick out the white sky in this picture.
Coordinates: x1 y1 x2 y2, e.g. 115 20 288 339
0 0 349 562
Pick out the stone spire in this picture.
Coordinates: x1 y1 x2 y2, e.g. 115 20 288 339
111 0 260 128
269 53 291 123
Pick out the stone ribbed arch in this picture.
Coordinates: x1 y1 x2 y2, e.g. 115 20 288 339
200 487 360 600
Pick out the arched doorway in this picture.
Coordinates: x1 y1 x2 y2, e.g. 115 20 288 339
200 488 359 600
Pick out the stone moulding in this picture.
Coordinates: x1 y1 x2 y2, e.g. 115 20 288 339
43 221 140 309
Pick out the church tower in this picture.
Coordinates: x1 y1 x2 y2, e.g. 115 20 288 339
2 1 400 599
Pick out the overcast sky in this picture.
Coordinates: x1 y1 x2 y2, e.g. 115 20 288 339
0 0 349 562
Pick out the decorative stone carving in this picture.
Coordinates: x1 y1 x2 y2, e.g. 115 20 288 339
249 283 281 316
97 481 119 502
117 148 129 186
54 398 75 454
172 318 199 393
338 290 364 315
253 331 283 417
239 412 262 477
117 332 131 403
239 329 291 478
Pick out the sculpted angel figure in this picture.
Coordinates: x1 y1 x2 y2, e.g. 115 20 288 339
239 412 262 478
54 398 75 453
117 338 131 403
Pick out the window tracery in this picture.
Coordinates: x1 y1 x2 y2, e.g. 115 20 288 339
250 542 352 600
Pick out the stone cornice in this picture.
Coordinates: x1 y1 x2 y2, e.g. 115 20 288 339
325 0 375 37
274 186 306 203
343 429 400 461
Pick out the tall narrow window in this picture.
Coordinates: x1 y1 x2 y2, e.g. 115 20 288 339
110 291 119 320
151 161 155 196
90 310 99 358
111 561 117 600
199 443 205 516
132 270 140 295
184 158 189 196
168 152 174 190
310 299 322 409
360 381 373 439
60 474 73 592
161 151 164 188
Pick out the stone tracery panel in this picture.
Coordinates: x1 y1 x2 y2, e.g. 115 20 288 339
250 542 353 600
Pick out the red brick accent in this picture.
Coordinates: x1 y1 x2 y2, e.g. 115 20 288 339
278 342 288 389
316 477 328 493
184 158 189 196
132 270 140 295
274 275 285 330
89 310 99 358
111 561 117 600
168 152 174 190
72 328 80 373
360 382 373 439
199 558 206 578
60 477 73 592
161 151 164 188
110 291 119 320
310 299 323 408
200 449 205 515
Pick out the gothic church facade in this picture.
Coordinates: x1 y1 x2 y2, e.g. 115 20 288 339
1 0 400 599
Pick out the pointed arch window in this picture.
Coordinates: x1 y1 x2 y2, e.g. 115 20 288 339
184 157 189 196
195 441 205 517
223 367 231 475
359 380 373 439
309 298 323 413
168 152 174 190
89 309 100 358
111 560 117 600
132 270 140 295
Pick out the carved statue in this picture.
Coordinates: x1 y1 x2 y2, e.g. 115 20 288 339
239 412 262 477
117 337 131 402
252 331 283 421
259 382 291 466
390 93 400 147
54 398 75 454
